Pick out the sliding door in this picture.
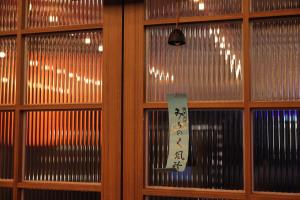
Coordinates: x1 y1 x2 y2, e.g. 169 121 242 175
0 1 122 200
124 1 300 200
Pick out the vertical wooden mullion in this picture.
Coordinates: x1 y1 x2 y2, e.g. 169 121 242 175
102 2 122 200
123 2 145 200
14 0 26 200
243 0 252 198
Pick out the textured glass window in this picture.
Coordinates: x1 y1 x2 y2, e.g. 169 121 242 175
0 0 17 31
253 110 300 192
145 0 242 19
145 197 231 200
0 188 12 200
251 0 300 12
147 110 243 190
26 0 103 28
25 31 103 104
251 17 300 101
0 111 14 179
23 190 100 200
24 110 101 182
146 22 243 102
0 37 16 105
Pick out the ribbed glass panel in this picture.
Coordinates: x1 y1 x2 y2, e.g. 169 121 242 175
251 0 300 12
0 0 17 31
0 188 12 200
251 17 300 101
23 190 100 200
25 31 103 104
145 197 230 200
146 22 243 102
26 0 103 28
145 0 242 19
0 111 14 179
147 110 243 189
0 37 16 105
24 110 101 182
253 110 300 193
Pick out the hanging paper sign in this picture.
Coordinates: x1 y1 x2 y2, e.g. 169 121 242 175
165 94 189 172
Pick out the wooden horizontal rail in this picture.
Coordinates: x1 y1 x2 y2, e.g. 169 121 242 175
17 181 102 192
0 30 18 37
143 102 245 109
18 103 102 111
0 179 14 188
144 15 243 26
21 23 103 35
249 101 300 108
143 187 246 199
250 192 300 200
0 105 16 111
250 9 300 19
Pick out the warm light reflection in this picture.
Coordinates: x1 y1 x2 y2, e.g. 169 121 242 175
199 2 205 11
49 15 59 23
26 31 102 104
98 45 103 52
0 51 6 58
85 37 91 44
149 66 175 83
2 77 8 83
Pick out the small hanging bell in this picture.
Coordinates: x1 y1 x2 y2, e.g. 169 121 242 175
168 29 186 46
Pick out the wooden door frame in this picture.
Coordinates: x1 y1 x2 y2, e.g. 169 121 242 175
0 1 122 200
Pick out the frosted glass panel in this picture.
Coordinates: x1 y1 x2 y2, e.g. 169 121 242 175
25 31 103 104
251 17 300 101
253 110 300 193
26 0 103 28
24 190 100 200
145 0 242 19
0 188 12 200
0 37 16 105
24 110 101 182
251 0 300 12
0 111 14 179
146 22 243 102
0 0 17 31
147 110 243 189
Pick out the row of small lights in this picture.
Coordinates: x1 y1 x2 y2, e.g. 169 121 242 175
209 28 242 79
148 66 175 82
28 61 102 86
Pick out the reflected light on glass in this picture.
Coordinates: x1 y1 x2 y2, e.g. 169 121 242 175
85 37 91 44
98 45 103 52
0 51 6 58
2 77 8 83
199 2 205 11
49 15 59 23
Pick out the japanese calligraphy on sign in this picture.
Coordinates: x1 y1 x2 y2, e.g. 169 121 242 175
165 94 189 172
